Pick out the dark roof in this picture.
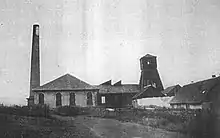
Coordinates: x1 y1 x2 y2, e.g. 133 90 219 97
97 84 140 94
140 54 156 59
161 85 181 95
113 80 122 86
33 73 97 91
170 77 220 104
100 80 112 85
132 85 164 99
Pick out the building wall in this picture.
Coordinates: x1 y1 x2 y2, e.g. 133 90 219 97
133 96 174 108
171 104 202 109
207 84 220 115
75 92 86 107
189 104 202 109
34 90 98 108
97 93 136 108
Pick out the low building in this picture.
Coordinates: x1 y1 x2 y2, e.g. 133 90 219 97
170 76 220 112
32 74 99 108
132 85 164 99
132 85 172 108
96 80 139 108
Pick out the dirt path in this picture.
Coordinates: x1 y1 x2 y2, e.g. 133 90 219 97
53 115 187 138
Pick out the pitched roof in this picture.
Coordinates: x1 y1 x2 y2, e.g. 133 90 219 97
170 77 220 104
113 80 122 86
32 73 96 91
161 85 181 95
140 54 156 60
100 80 112 85
144 54 156 58
97 84 140 94
132 85 164 99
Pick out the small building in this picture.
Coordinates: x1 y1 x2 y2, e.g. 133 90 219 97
132 86 172 108
96 80 139 108
170 76 220 112
161 85 181 97
32 74 99 108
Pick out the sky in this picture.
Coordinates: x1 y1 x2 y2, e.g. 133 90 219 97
0 0 220 105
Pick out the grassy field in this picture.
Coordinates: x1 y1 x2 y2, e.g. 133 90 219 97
55 106 196 133
0 105 212 138
0 105 99 138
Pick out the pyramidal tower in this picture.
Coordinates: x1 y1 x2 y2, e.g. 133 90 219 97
139 54 164 92
27 24 40 106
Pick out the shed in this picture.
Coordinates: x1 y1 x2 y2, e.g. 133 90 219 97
96 82 140 108
132 86 172 108
170 76 220 110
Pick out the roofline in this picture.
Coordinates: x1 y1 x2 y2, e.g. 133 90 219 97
183 76 220 87
33 88 99 92
99 92 138 94
140 54 157 58
132 95 164 100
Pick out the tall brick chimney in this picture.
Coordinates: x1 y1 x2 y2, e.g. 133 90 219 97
27 24 40 106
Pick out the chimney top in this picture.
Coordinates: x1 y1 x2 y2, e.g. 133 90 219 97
33 24 39 36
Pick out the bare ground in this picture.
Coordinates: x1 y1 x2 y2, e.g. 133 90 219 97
52 115 187 138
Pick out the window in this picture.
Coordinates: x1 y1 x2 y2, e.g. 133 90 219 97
87 92 93 105
152 82 157 88
101 96 105 104
56 93 62 106
70 93 75 106
39 93 44 104
147 80 150 86
202 90 206 94
144 80 146 86
35 26 39 36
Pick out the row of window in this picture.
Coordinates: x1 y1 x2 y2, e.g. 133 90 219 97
38 92 93 106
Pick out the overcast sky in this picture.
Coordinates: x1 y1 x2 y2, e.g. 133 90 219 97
0 0 220 105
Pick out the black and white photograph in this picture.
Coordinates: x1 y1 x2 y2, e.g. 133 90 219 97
0 0 219 137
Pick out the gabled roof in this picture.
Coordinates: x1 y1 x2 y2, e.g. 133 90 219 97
32 73 97 91
161 85 181 95
97 84 140 94
170 77 220 104
132 85 164 99
140 54 156 59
